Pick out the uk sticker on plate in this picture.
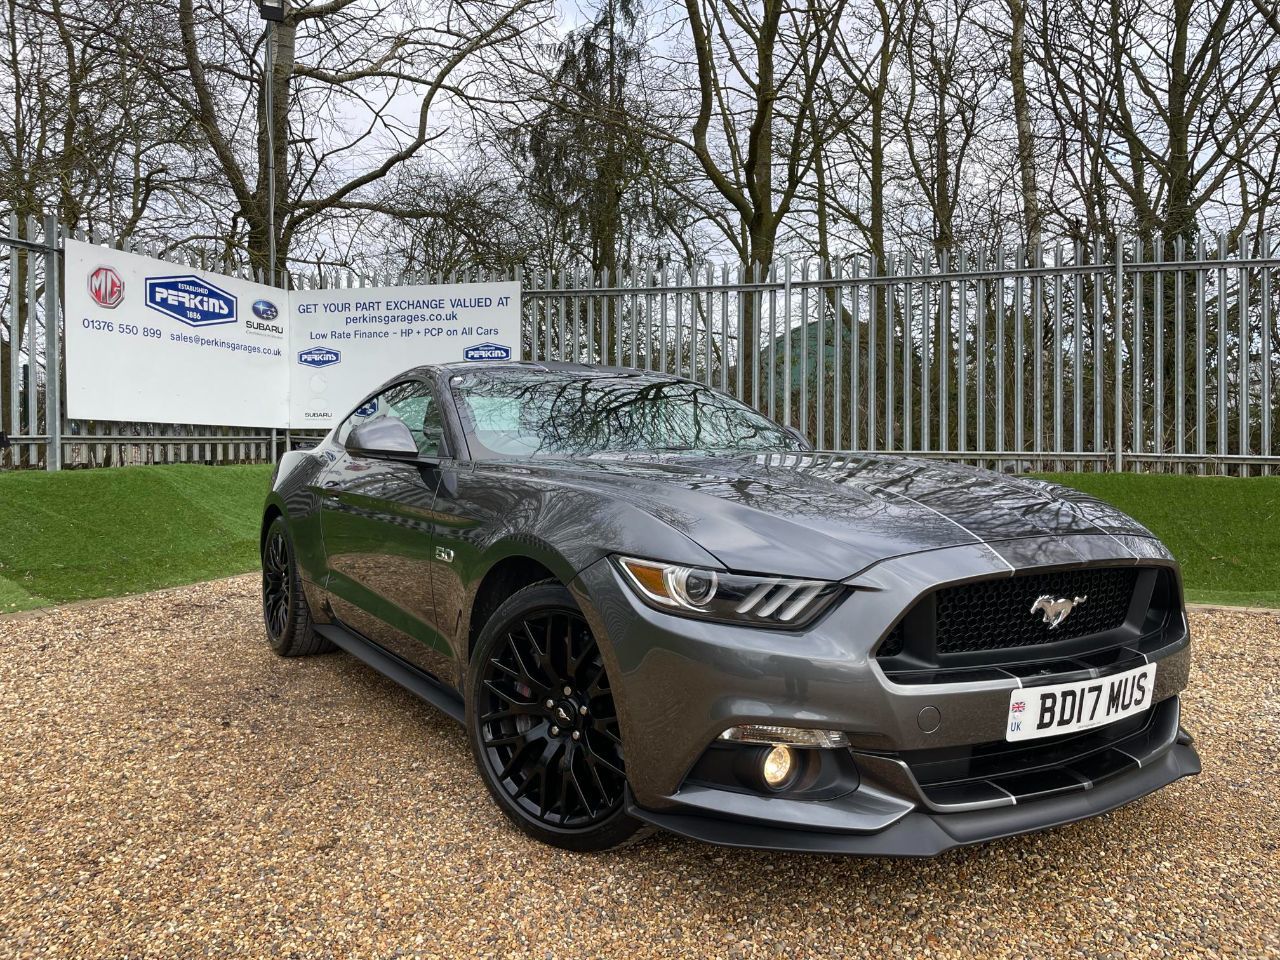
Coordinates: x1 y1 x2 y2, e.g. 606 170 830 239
1006 663 1157 742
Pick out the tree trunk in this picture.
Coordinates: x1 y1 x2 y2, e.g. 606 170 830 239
0 331 10 456
1009 0 1041 251
1161 0 1194 448
250 18 296 280
1163 0 1194 248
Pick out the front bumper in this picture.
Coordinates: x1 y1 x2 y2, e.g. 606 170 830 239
626 739 1201 856
569 535 1200 855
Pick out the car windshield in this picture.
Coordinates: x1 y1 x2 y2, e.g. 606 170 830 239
450 370 803 458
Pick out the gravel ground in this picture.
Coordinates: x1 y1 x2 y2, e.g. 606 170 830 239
1 576 1277 959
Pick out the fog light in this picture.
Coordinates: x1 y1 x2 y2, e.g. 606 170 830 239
761 745 796 789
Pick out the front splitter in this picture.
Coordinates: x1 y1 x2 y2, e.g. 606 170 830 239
626 742 1201 857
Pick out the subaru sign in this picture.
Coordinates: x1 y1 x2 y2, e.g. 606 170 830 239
463 342 512 361
252 299 279 321
146 275 237 327
298 346 342 368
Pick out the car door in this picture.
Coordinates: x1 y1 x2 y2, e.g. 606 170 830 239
422 382 532 664
319 380 455 681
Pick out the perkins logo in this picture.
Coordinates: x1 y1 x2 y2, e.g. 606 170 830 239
88 266 124 309
146 275 236 327
298 346 341 368
463 342 512 361
252 299 279 321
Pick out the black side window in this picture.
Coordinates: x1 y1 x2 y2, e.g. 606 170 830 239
336 381 445 457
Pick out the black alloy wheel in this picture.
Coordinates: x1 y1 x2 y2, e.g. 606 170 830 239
262 526 292 640
260 515 332 657
467 581 648 851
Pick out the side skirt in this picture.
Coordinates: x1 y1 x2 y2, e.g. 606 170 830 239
314 622 466 725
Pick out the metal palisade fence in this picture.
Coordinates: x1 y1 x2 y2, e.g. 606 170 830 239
3 215 1279 473
523 238 1279 474
1 215 288 469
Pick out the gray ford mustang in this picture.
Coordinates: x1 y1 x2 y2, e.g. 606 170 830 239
260 361 1200 855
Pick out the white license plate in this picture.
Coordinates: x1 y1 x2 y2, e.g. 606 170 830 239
1006 663 1157 742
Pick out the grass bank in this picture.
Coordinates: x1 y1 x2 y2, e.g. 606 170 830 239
1037 472 1280 608
0 463 272 612
0 464 1275 613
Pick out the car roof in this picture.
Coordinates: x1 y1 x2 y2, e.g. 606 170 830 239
415 360 665 379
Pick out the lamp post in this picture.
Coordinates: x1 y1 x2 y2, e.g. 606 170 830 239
257 0 284 284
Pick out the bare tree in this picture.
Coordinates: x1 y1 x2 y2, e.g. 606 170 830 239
673 0 848 271
1034 0 1280 247
361 161 538 277
655 0 850 400
896 0 993 253
799 0 907 266
1 0 208 455
109 0 549 278
6 0 1280 376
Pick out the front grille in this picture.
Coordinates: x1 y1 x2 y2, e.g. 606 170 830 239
935 567 1137 655
878 566 1149 667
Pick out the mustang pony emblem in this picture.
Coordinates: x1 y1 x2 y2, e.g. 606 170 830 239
1030 594 1088 629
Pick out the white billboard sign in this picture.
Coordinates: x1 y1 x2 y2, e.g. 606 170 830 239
288 282 520 430
65 239 290 428
63 239 521 430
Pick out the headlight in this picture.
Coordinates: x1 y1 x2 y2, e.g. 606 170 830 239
614 556 844 627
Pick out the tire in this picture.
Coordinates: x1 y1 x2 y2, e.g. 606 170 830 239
261 515 333 657
466 581 651 852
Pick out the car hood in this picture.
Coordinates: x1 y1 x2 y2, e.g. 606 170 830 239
505 452 1157 580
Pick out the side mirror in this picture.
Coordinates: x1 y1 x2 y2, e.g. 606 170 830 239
346 417 419 460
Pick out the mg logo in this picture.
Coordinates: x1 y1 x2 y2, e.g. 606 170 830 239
298 346 341 368
463 342 512 361
88 266 124 309
146 275 236 327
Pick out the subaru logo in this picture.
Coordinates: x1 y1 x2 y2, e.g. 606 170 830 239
145 275 236 327
354 399 378 417
252 299 279 321
298 346 341 368
463 342 512 362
